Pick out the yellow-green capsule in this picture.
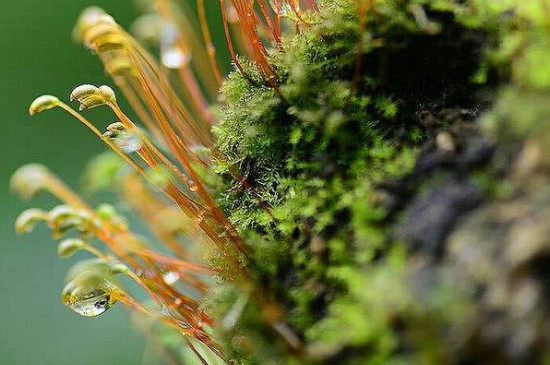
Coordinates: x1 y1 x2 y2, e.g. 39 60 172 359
57 238 86 258
14 208 47 234
66 258 112 282
99 85 116 103
69 84 107 110
29 95 60 115
108 261 130 275
104 121 126 134
96 204 128 230
47 205 79 230
69 84 116 110
105 57 136 77
46 205 96 239
70 84 99 101
10 164 51 201
84 23 125 53
73 7 112 41
65 258 128 282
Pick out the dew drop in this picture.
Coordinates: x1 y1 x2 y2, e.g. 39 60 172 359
63 289 112 317
116 134 142 154
162 46 189 69
188 180 198 192
160 22 190 69
162 271 180 285
61 274 116 317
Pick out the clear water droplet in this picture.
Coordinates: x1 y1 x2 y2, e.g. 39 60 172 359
116 133 142 154
162 46 188 69
162 271 180 285
61 274 116 317
188 180 198 192
160 22 190 69
66 290 111 317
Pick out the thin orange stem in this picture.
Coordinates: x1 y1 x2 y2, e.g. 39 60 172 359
176 65 216 125
258 0 281 42
197 0 224 86
57 102 147 176
220 0 245 73
134 248 213 274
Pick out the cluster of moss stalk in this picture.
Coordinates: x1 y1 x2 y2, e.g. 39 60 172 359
15 0 550 364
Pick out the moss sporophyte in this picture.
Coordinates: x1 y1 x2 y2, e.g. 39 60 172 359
14 0 550 364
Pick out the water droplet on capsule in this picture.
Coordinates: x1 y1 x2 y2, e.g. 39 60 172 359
117 133 142 154
61 274 116 317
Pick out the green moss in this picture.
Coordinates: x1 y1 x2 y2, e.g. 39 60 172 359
206 0 501 364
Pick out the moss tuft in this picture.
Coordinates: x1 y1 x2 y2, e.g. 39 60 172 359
207 1 503 364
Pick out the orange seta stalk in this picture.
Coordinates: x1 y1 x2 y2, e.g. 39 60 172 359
196 0 224 86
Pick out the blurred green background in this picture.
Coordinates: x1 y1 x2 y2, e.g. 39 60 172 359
0 0 227 364
0 1 143 364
